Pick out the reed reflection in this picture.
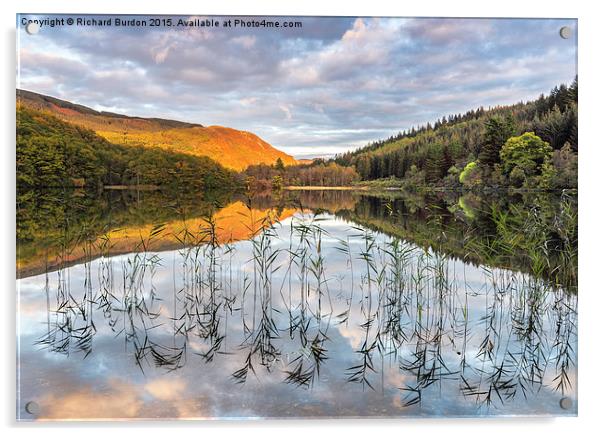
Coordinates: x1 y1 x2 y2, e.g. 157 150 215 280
17 189 577 419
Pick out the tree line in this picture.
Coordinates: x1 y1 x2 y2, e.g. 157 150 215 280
244 158 360 190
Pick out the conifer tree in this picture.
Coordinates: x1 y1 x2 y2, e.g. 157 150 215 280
478 114 516 166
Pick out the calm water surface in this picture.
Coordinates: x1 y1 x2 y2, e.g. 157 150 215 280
16 190 577 419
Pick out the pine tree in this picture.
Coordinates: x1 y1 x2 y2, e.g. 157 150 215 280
479 114 516 166
274 157 285 172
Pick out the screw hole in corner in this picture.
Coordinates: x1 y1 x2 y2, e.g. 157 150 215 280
25 401 40 416
559 26 572 39
25 22 40 35
559 397 573 410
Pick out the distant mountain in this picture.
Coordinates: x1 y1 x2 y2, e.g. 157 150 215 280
17 89 297 171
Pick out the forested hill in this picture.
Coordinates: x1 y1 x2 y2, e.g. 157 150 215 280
17 89 297 171
16 105 239 191
335 79 577 190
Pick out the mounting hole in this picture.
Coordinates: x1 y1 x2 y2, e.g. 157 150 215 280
559 26 572 39
25 401 40 415
25 22 40 35
559 397 573 410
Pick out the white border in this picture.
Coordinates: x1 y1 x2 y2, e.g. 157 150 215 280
3 1 600 435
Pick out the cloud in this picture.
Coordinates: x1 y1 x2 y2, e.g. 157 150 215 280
37 379 144 419
232 35 256 49
406 18 494 44
279 103 292 120
145 377 187 400
151 39 175 64
17 15 577 158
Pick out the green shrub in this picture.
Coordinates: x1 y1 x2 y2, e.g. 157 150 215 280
459 161 478 185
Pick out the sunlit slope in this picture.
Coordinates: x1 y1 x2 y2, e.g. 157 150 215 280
17 89 297 170
17 201 297 278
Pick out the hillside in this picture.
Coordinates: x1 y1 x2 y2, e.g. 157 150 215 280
17 89 297 171
335 80 578 190
17 105 238 190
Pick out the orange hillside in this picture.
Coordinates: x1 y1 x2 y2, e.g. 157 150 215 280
17 89 297 171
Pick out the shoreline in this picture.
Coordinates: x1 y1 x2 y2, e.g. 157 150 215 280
103 184 160 191
284 186 368 191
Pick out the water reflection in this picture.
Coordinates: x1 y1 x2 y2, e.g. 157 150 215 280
17 189 577 419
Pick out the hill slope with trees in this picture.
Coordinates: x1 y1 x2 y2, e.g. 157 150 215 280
17 105 239 191
335 79 578 191
17 89 297 171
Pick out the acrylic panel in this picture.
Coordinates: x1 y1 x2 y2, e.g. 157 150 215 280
16 14 578 420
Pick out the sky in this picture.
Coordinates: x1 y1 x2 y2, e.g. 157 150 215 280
17 15 577 159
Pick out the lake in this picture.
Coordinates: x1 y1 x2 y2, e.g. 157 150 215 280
16 189 578 419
